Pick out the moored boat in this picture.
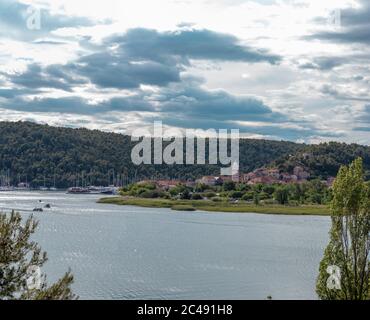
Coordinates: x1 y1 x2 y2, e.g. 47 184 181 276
67 187 91 194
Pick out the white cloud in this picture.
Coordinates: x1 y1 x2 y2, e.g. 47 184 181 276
0 0 369 144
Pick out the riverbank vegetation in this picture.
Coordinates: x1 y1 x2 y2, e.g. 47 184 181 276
99 197 329 215
121 178 333 204
98 176 335 215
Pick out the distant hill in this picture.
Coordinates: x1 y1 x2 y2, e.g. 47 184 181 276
0 121 303 188
0 121 369 187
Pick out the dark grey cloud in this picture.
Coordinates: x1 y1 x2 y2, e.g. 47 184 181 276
156 82 285 123
353 105 370 131
5 64 80 92
356 104 370 122
320 84 370 102
1 62 91 93
353 127 370 132
107 28 281 64
310 27 370 45
0 88 36 99
307 0 370 45
4 27 281 91
0 94 155 115
338 0 370 27
298 52 370 71
64 27 280 90
72 52 181 89
141 80 342 141
0 75 340 141
149 115 341 141
299 56 349 70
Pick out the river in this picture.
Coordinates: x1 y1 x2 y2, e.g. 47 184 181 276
0 191 330 300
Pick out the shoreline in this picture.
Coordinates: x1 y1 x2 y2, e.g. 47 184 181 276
98 196 330 216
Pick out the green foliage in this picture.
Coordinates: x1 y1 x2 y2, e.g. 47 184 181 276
237 183 251 192
262 185 275 195
179 189 191 200
124 179 333 206
316 158 370 300
101 196 329 215
194 183 208 192
223 181 236 191
229 191 244 199
0 121 305 188
0 212 76 300
139 190 161 198
274 142 370 179
253 193 260 205
191 193 203 200
124 182 158 197
242 192 255 201
211 197 223 202
169 184 187 196
274 186 290 205
204 192 216 198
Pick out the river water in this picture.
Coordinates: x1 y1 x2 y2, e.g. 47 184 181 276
0 191 330 300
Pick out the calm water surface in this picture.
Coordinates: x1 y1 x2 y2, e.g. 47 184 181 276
0 191 330 300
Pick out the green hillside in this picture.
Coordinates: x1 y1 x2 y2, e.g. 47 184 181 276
0 121 302 188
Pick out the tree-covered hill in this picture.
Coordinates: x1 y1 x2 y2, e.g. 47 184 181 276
1 121 369 187
0 121 303 187
273 142 370 180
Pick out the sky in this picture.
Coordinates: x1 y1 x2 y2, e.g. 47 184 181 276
0 0 370 144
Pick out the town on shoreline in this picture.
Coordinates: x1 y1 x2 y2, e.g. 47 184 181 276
99 165 335 216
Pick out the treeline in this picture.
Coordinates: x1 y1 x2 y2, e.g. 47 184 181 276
122 179 333 205
1 121 369 188
0 121 301 188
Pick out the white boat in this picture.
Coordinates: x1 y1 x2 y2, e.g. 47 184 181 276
87 186 104 194
67 187 90 194
100 186 119 195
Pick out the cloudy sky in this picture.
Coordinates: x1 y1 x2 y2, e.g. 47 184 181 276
0 0 370 144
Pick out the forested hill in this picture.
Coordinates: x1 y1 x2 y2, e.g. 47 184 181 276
0 121 302 187
273 142 370 180
0 121 369 187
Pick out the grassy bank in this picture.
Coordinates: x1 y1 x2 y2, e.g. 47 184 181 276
98 196 330 216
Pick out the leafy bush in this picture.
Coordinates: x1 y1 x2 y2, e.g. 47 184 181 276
242 192 255 201
223 181 236 191
191 193 203 200
140 190 160 198
204 192 216 198
229 191 244 199
211 197 223 202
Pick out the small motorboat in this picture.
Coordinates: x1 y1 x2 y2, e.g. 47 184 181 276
44 203 51 208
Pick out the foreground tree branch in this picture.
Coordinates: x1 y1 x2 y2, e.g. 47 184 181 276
0 211 77 300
